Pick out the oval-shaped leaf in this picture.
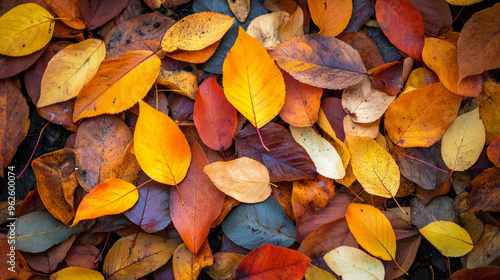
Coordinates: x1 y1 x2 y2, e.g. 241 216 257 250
39 39 106 108
170 142 226 254
229 0 250 22
103 233 180 280
235 123 316 182
13 212 83 253
73 50 161 121
346 135 400 198
0 3 54 56
134 100 191 186
222 197 296 250
290 126 345 180
72 178 139 226
204 157 271 203
375 0 424 60
308 0 352 37
419 221 474 257
441 108 485 171
385 83 462 147
223 27 285 129
479 78 500 144
173 241 213 280
324 246 384 280
161 12 234 52
270 34 366 89
345 203 396 261
50 267 104 280
194 77 237 151
81 0 128 30
235 244 311 280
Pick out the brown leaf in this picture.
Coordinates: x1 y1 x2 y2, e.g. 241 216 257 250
75 115 132 191
468 167 500 212
64 244 99 269
292 175 335 221
0 45 47 79
0 79 30 177
45 0 85 29
337 31 384 70
409 0 452 35
80 0 128 30
22 234 76 273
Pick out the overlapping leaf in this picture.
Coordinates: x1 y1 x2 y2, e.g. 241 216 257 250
0 3 54 56
173 241 213 280
419 221 474 257
134 100 191 186
308 0 352 37
72 178 139 226
73 50 161 121
223 27 286 129
38 39 106 108
270 34 366 89
324 246 385 280
50 267 104 280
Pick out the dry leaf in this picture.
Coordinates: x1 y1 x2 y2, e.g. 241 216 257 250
324 246 384 280
419 220 474 257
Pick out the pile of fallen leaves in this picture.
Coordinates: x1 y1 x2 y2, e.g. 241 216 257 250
1 0 499 279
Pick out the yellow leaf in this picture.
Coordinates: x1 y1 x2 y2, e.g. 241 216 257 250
441 108 485 171
161 12 234 52
103 233 180 280
346 135 400 198
173 241 213 280
50 267 104 280
134 100 191 186
203 157 271 203
305 264 337 280
223 27 286 129
71 178 138 226
0 3 54 56
384 83 462 147
446 0 483 5
308 0 352 37
419 221 474 257
290 126 345 179
73 50 161 122
345 203 396 261
324 246 384 280
39 39 106 108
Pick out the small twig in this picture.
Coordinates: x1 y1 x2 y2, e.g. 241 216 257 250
17 122 50 179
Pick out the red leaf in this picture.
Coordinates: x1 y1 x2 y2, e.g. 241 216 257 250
375 0 425 61
170 141 226 254
235 244 311 280
194 77 237 151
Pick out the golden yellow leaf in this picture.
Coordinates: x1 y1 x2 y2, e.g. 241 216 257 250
73 50 160 121
203 157 271 203
0 3 54 56
134 100 191 186
441 108 485 171
324 246 384 280
305 264 337 280
39 39 106 108
384 83 462 147
161 12 234 52
103 233 180 280
50 267 104 280
173 241 213 280
71 178 138 226
419 221 474 257
290 126 345 179
478 78 500 144
308 0 352 37
345 203 396 261
156 69 198 99
446 0 483 5
346 134 400 198
223 27 286 129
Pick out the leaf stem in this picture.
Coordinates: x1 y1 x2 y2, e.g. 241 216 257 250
94 232 111 263
396 146 452 174
17 122 50 179
255 127 270 151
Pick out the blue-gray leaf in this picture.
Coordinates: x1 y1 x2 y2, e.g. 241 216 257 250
11 212 84 253
222 197 296 250
193 0 267 74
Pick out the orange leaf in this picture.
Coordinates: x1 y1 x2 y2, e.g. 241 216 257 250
223 27 286 129
134 100 191 186
194 77 238 151
308 0 352 37
487 136 500 166
292 175 335 220
173 240 213 280
228 0 251 22
384 83 462 147
345 203 396 261
71 178 139 226
235 244 311 280
279 71 322 127
45 0 85 29
170 142 226 254
161 12 234 52
73 50 161 122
